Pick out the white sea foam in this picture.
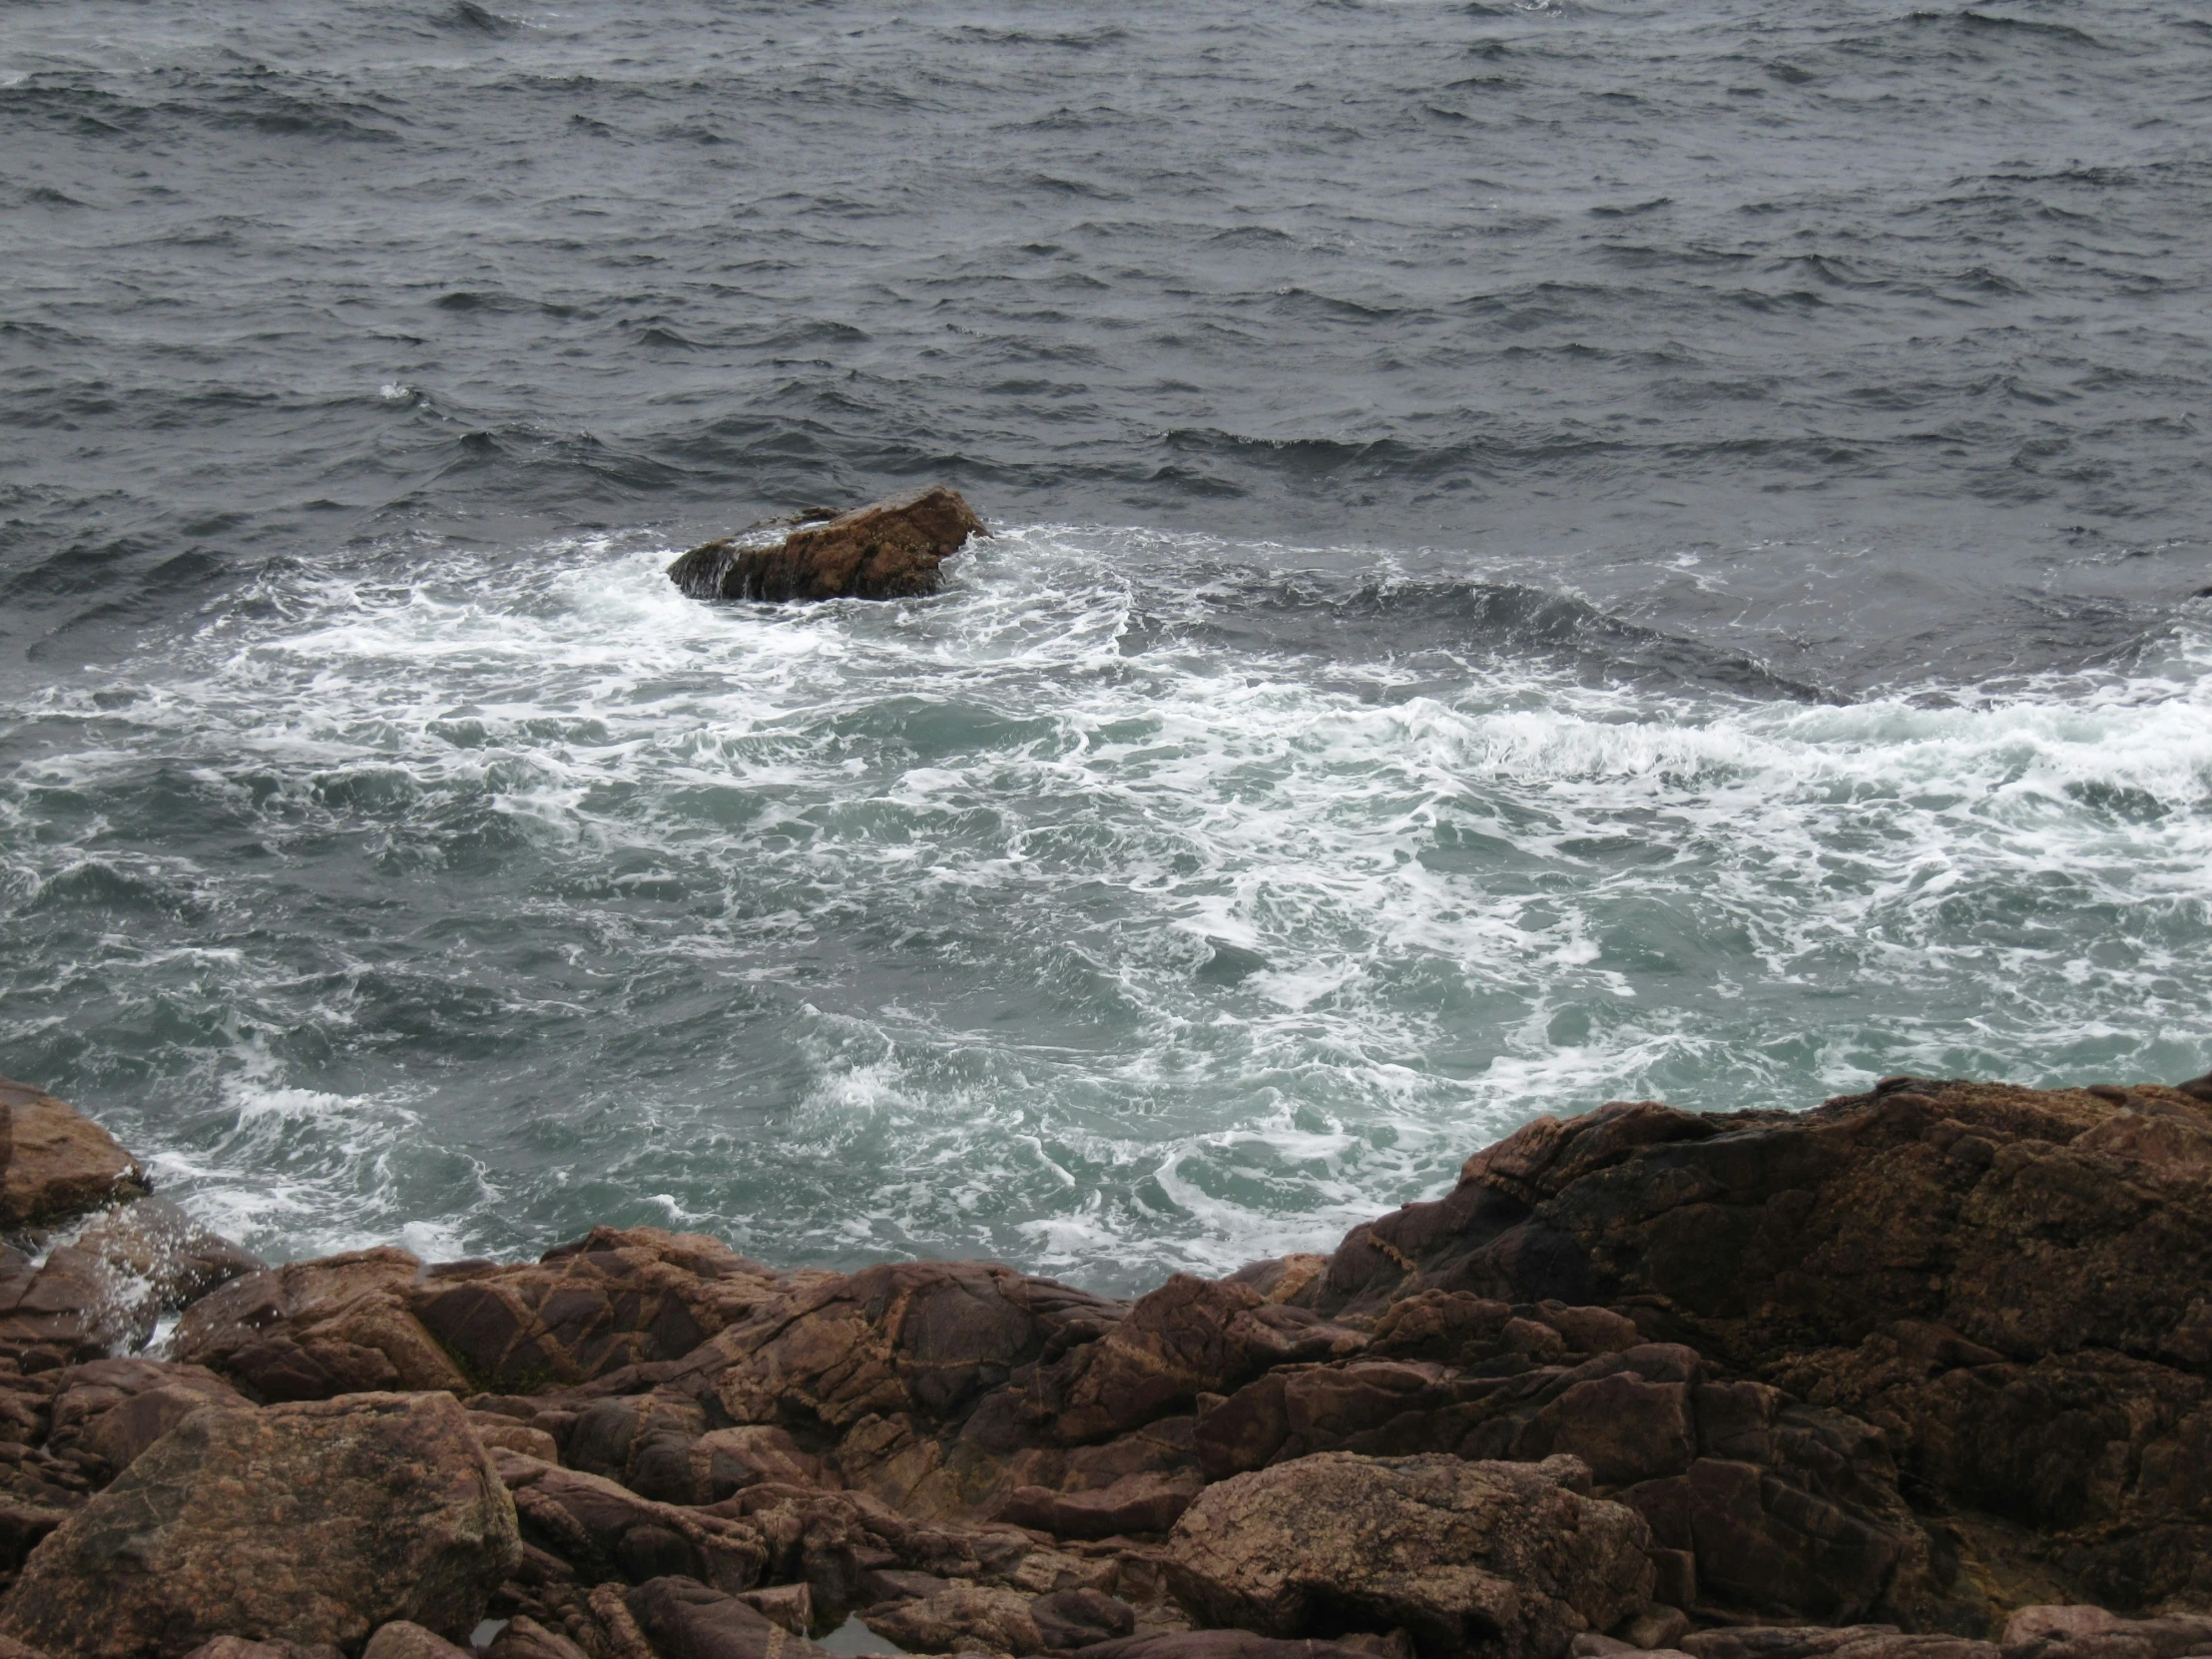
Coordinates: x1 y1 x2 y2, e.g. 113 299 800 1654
1 525 2206 1286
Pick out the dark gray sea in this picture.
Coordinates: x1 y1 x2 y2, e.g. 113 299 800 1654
3 0 2208 1290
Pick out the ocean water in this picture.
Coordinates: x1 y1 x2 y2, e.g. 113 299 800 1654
1 0 2208 1292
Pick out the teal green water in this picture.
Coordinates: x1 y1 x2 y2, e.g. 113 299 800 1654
3 527 2207 1290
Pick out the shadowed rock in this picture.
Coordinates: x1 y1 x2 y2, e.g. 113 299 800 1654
863 1582 1044 1654
491 1446 770 1592
628 1575 838 1659
1296 1081 2212 1613
668 487 986 603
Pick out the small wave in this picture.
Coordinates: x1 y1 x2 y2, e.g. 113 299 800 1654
438 1 520 36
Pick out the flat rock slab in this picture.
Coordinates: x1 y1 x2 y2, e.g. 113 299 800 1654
669 487 986 602
0 1391 519 1659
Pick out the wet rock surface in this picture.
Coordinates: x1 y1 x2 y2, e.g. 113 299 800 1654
668 487 987 603
0 1075 2206 1655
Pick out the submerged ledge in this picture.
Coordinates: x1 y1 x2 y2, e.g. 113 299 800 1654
0 1070 2206 1659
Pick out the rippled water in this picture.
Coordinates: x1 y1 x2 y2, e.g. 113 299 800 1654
2 0 2208 1289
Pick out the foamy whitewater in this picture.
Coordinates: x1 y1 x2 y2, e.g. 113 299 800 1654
4 527 2207 1290
3 0 2210 1289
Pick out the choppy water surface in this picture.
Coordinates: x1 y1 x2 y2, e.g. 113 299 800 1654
2 0 2208 1289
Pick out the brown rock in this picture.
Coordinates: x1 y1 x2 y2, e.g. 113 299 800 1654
628 1575 837 1659
668 487 987 603
1029 1588 1139 1649
492 1446 768 1591
695 1259 1125 1515
0 1201 261 1366
695 1424 839 1501
173 1248 467 1400
567 1392 710 1499
0 1244 139 1360
1619 1608 1693 1651
863 1583 1043 1655
1078 1636 1413 1659
0 1391 519 1658
75 1197 265 1306
1226 1255 1332 1305
0 1501 67 1573
412 1227 793 1391
1165 1451 1653 1659
0 1077 147 1228
360 1623 474 1659
484 1616 595 1659
737 1583 816 1637
179 1643 343 1659
468 1410 561 1463
1997 1607 2212 1659
1679 1632 1998 1659
44 1357 252 1480
1035 1274 1365 1446
1302 1082 2212 1612
998 1469 1203 1538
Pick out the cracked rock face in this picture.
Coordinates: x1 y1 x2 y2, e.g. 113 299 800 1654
1296 1080 2212 1612
1165 1451 1654 1659
0 1391 519 1659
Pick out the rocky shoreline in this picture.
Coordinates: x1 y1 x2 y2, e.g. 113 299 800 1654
0 1070 2206 1659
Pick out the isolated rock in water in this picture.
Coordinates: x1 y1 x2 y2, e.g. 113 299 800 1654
668 486 986 602
0 1075 147 1228
1165 1451 1652 1659
0 1391 519 1659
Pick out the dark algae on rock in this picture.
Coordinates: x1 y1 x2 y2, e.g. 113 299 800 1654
0 1072 2207 1657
